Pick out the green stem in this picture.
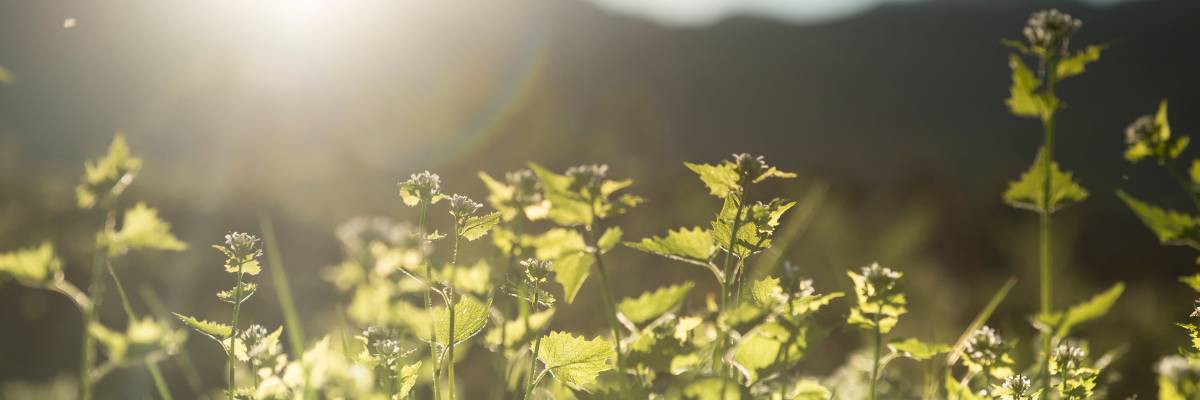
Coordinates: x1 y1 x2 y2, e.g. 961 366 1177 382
229 257 246 397
416 201 441 400
79 209 115 400
870 311 882 400
148 361 173 400
445 220 462 400
260 217 306 356
714 195 746 376
1165 160 1200 211
1038 56 1059 397
524 286 543 400
585 222 626 387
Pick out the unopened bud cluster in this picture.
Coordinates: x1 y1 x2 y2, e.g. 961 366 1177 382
520 258 553 284
406 171 442 201
964 326 1006 368
449 194 483 219
506 169 544 206
861 263 902 300
566 164 608 193
1023 9 1081 56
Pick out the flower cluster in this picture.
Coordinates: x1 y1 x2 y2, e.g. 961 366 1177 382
997 375 1034 400
223 232 263 261
449 194 483 219
506 169 543 206
520 258 553 284
1023 9 1081 57
860 263 902 301
241 324 282 365
964 326 1007 368
565 164 608 194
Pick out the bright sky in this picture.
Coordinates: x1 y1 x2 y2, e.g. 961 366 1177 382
586 0 1130 26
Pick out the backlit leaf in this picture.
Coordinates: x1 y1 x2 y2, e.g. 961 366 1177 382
888 337 950 361
460 211 501 241
626 227 717 267
1118 191 1200 248
0 242 62 286
1003 148 1088 213
618 283 695 325
537 331 614 388
104 202 187 256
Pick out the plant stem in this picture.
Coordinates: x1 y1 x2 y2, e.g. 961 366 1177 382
524 285 543 400
714 195 746 376
79 208 114 400
1164 160 1200 211
1038 56 1059 397
416 201 441 400
584 222 626 386
260 217 306 356
148 361 173 400
870 312 882 400
229 257 246 397
447 220 460 400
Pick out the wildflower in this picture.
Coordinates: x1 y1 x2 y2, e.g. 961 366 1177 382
566 164 608 193
732 153 768 182
1125 116 1159 146
860 263 902 300
964 326 1007 368
240 324 282 363
225 232 262 259
1023 9 1081 56
506 169 543 206
361 326 405 369
999 375 1034 399
398 170 442 205
449 194 482 218
1192 298 1200 318
520 258 553 284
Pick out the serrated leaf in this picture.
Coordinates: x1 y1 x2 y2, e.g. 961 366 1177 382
553 252 594 304
530 163 593 226
479 171 520 221
1006 55 1056 119
534 228 588 260
618 283 694 325
1118 191 1200 248
0 242 62 286
428 294 491 346
888 337 950 361
216 282 257 304
685 162 740 198
626 227 717 267
460 212 501 241
750 276 784 308
1035 283 1124 338
486 309 554 349
103 203 188 256
397 361 422 398
224 259 262 276
537 331 614 387
1056 45 1105 79
1003 148 1088 213
77 134 142 209
733 321 807 384
437 259 491 295
712 197 795 258
597 227 622 253
173 313 232 340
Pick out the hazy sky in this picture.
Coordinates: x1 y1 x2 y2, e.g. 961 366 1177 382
586 0 1130 26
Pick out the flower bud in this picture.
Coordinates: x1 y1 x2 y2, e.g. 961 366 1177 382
964 326 1006 368
520 258 553 284
448 194 482 218
732 153 768 182
1023 9 1081 56
222 232 262 260
405 171 442 201
566 164 608 193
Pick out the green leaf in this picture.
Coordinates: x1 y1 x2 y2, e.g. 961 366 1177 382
617 283 695 325
430 294 491 346
1034 283 1124 338
625 227 717 267
479 171 520 221
552 252 594 304
888 337 950 361
76 134 142 209
791 380 831 400
537 331 615 388
685 162 740 198
173 313 232 341
712 197 795 258
1056 45 1105 79
486 309 554 349
437 259 492 295
216 282 257 304
0 242 62 286
530 163 593 226
533 228 588 260
1003 148 1088 213
397 361 422 398
103 202 188 256
1181 274 1200 293
749 276 784 308
223 259 262 276
733 321 808 384
1006 55 1045 118
597 227 623 253
460 211 501 241
1119 191 1200 247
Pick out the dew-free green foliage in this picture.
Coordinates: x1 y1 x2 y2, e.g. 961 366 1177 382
6 9 1187 400
535 331 614 387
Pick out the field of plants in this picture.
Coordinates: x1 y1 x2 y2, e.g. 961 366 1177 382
2 6 1199 400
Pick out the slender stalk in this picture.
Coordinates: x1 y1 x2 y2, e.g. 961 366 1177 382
260 217 306 356
1164 160 1200 211
447 220 460 400
524 286 543 400
1037 56 1059 396
228 257 246 397
147 361 173 400
79 208 115 400
585 223 626 384
415 201 441 400
870 311 882 400
714 195 746 375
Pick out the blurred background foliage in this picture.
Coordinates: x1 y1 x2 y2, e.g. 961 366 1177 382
1 0 1199 397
